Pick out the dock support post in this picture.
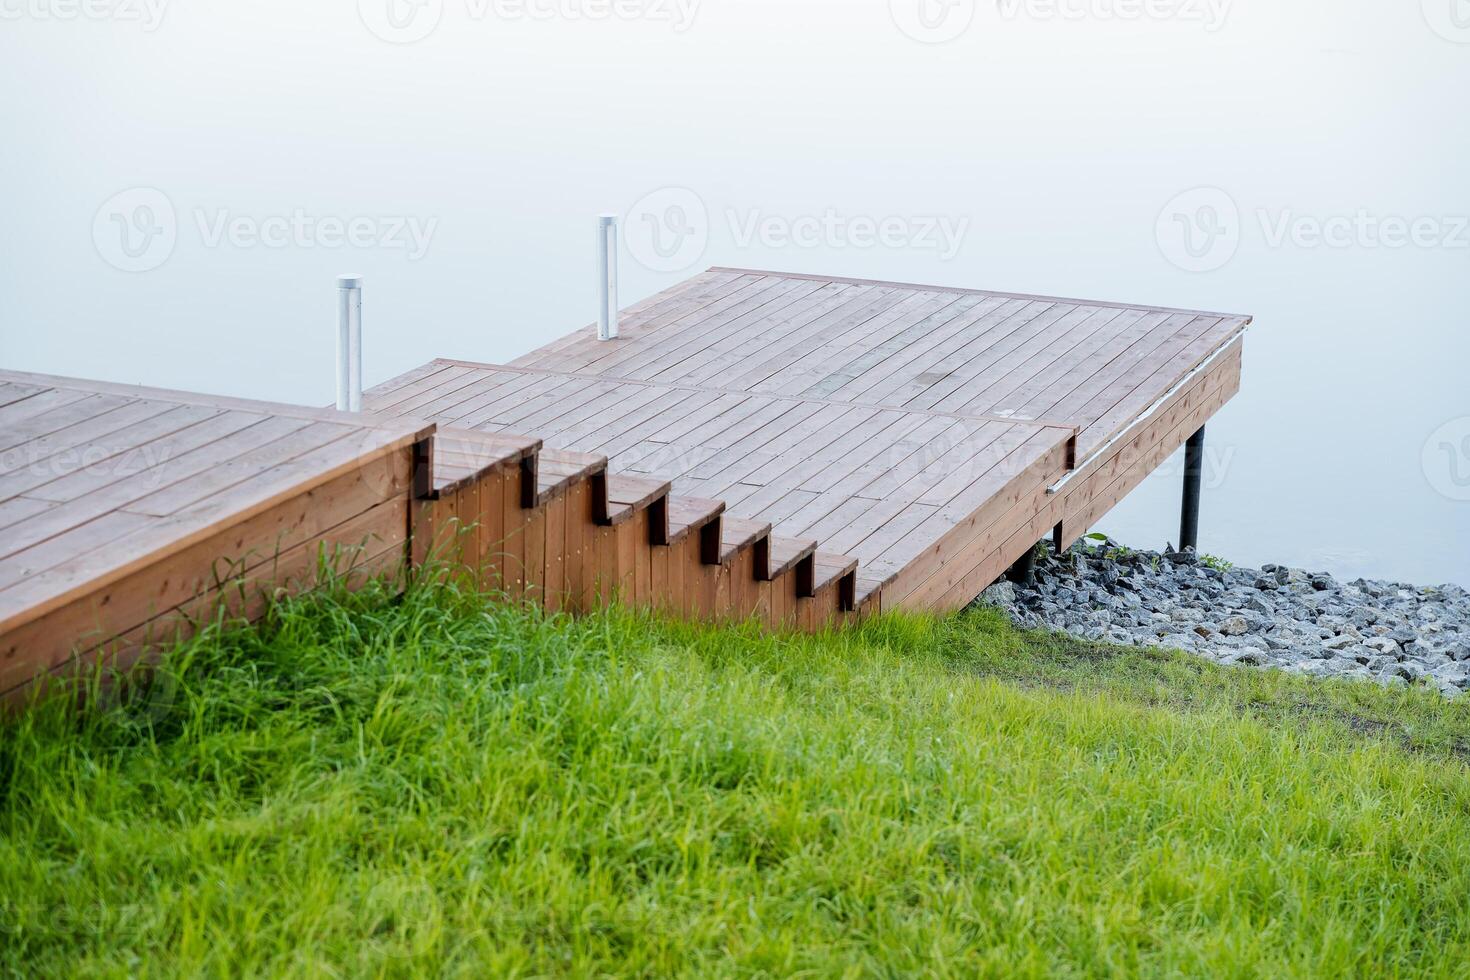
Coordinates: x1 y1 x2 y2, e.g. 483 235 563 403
336 275 363 412
1006 543 1037 586
1179 424 1205 553
597 214 619 341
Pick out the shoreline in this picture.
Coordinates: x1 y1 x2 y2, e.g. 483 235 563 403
977 539 1470 699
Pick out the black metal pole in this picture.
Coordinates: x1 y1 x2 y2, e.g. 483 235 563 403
1179 424 1205 553
1007 543 1037 586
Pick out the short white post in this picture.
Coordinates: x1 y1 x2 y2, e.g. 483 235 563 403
597 214 619 341
336 274 363 412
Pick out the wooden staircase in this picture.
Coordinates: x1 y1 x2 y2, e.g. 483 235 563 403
412 427 864 630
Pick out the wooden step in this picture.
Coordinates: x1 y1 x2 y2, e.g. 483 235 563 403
536 447 606 505
667 496 725 566
719 516 771 573
432 427 540 501
766 536 816 579
765 536 817 596
852 564 899 616
667 494 723 542
604 474 671 546
816 552 861 613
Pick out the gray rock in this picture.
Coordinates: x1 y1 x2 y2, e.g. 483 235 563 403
1245 595 1274 615
980 540 1470 700
1431 663 1470 687
1219 615 1249 637
978 581 1016 607
1363 636 1401 658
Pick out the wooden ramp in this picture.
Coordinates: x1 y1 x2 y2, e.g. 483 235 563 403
0 267 1249 704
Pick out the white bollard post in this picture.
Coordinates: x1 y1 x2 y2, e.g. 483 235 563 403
597 214 619 341
336 275 363 412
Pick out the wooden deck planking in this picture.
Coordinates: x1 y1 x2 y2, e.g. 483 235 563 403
364 361 1075 610
514 269 1249 456
499 267 1248 610
0 370 433 700
4 266 1248 701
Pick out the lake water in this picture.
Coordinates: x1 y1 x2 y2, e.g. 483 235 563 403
3 0 1466 585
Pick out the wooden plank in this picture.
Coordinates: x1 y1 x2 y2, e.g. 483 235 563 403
723 286 910 392
954 307 1140 417
0 393 136 454
562 479 590 612
753 290 961 396
592 277 825 381
2 452 408 668
703 267 1252 320
0 368 434 433
119 420 357 517
0 404 242 501
0 382 49 410
528 274 786 376
0 428 422 634
0 497 57 532
0 387 93 430
519 272 765 374
4 493 411 699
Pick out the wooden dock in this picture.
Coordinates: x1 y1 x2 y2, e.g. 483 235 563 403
0 267 1249 704
373 267 1248 611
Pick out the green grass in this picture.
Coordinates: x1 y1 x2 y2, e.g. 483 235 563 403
5 576 1470 977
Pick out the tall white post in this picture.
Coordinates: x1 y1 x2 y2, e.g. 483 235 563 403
336 274 363 412
597 214 619 341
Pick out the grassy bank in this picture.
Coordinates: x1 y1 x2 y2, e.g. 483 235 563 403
4 578 1470 976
